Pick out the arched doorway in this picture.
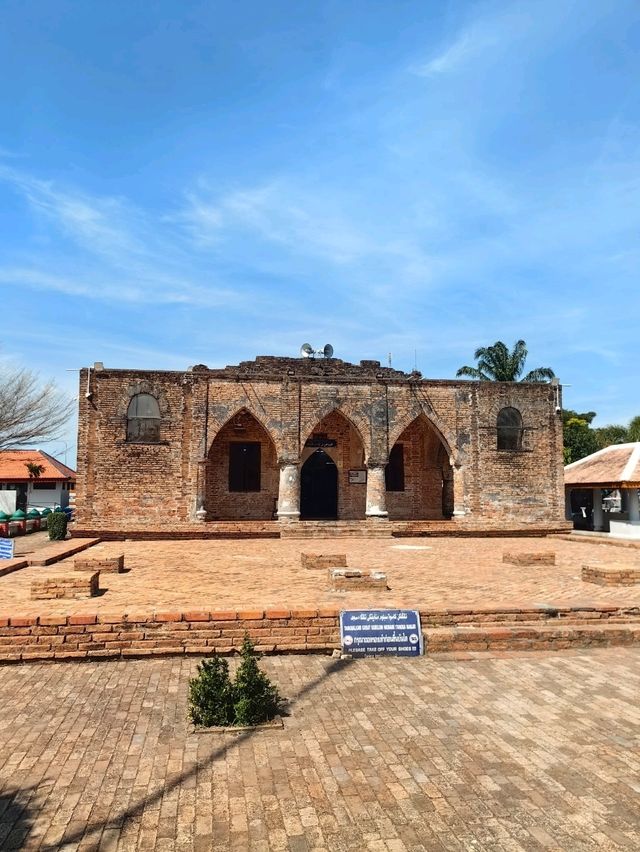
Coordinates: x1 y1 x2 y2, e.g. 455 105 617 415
300 450 338 519
386 414 453 520
206 409 278 520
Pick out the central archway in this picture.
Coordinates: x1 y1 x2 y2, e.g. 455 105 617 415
300 450 338 520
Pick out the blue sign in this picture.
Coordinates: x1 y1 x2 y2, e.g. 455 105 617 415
0 538 15 560
339 610 423 657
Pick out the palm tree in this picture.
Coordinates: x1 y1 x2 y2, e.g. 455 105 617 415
456 340 555 382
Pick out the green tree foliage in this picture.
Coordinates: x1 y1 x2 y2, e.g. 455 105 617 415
594 424 628 449
25 462 45 479
456 340 555 382
188 634 281 727
628 416 640 442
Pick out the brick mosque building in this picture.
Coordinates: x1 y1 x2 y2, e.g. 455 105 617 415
74 354 567 537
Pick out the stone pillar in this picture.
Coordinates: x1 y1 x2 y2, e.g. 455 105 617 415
627 488 640 523
194 459 208 522
565 488 573 521
592 487 603 532
452 464 466 517
277 461 300 521
442 471 454 518
365 464 388 519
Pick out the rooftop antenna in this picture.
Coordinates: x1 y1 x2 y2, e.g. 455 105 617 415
414 349 417 371
300 343 334 359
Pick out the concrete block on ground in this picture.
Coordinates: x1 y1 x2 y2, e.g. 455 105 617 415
581 563 640 586
301 553 347 570
502 551 556 566
31 571 100 600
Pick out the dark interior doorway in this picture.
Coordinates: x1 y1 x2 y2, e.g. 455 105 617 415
300 450 338 519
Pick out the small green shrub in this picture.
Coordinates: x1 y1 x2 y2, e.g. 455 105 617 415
47 511 68 541
232 634 281 726
188 656 234 727
188 634 281 727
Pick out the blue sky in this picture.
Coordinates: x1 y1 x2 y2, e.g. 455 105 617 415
1 0 639 466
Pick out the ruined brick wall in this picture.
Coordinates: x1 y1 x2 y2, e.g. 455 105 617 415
75 356 566 532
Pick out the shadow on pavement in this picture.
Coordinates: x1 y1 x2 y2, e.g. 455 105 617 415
0 787 35 850
40 656 354 850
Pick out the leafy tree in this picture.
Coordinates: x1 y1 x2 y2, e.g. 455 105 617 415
562 409 596 426
594 424 628 450
0 366 70 449
456 340 555 382
628 416 640 443
25 462 45 479
563 417 599 465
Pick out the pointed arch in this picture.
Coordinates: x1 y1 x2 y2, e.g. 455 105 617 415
388 407 456 464
207 406 279 457
205 407 279 520
386 412 454 521
300 403 370 458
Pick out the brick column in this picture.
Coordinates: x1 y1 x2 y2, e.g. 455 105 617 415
365 463 388 519
277 461 300 521
194 459 208 522
452 464 466 517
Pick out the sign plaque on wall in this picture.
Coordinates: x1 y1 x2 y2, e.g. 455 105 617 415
0 538 15 560
348 469 367 484
339 610 423 657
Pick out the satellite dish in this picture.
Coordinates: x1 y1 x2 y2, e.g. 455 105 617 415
323 343 334 359
300 343 314 358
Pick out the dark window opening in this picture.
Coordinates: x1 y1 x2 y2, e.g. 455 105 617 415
229 442 261 492
127 393 161 442
32 481 57 490
497 407 523 451
385 444 405 491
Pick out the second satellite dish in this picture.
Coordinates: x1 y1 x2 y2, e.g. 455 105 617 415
323 344 334 359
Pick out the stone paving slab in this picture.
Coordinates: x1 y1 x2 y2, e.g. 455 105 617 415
1 536 639 617
0 649 639 850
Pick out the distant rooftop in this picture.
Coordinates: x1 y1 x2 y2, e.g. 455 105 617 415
564 443 640 488
0 450 76 482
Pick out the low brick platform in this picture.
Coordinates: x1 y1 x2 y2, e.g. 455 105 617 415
301 553 347 570
582 563 640 586
27 538 101 566
0 558 28 578
75 553 124 573
329 568 388 591
31 572 100 601
503 550 556 566
1 604 639 663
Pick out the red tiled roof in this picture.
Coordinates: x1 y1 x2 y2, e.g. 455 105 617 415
564 443 640 487
0 450 76 482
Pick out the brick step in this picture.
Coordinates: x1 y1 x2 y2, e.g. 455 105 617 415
281 522 393 539
423 622 640 653
419 606 640 628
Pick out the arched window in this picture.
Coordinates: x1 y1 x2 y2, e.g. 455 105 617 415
497 407 523 451
127 393 161 442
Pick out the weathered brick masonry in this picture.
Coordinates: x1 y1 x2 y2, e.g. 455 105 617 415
0 606 638 663
74 355 567 536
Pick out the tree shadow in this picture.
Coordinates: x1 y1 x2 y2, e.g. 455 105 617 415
0 786 35 850
39 656 354 850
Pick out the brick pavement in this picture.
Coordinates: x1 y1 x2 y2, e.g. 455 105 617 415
0 649 639 850
1 536 639 618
